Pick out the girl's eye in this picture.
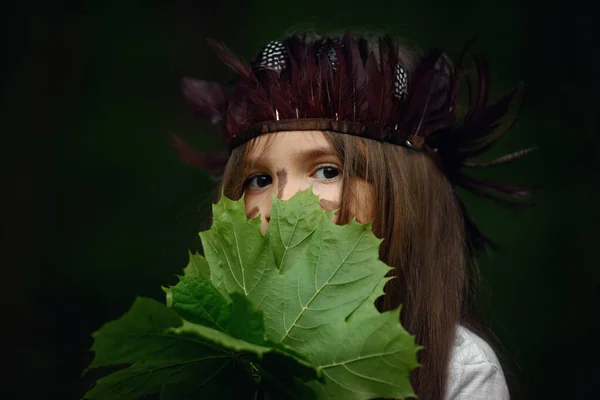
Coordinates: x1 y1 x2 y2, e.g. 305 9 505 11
246 174 273 189
313 166 341 181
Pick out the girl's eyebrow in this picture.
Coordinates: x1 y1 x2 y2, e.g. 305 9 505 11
293 147 338 162
246 146 338 165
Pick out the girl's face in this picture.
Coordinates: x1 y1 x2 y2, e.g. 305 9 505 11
242 131 372 234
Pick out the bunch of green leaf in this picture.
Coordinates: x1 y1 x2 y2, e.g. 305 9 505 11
84 189 420 399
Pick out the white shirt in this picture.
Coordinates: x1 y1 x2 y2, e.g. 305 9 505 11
444 325 510 400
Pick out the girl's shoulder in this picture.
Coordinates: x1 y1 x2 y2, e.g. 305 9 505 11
444 325 510 400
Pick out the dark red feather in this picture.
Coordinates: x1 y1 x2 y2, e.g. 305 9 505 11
365 51 383 125
181 78 226 123
167 133 228 173
342 32 368 122
207 39 250 77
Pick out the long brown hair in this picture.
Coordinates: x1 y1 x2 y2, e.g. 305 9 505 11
219 131 474 400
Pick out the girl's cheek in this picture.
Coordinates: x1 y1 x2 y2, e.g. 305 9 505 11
245 194 271 235
319 198 341 224
246 205 260 220
312 181 342 205
313 181 342 224
244 194 262 219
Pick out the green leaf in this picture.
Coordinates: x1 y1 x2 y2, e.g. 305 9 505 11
199 196 278 303
87 188 419 400
219 189 391 344
169 274 313 368
183 250 210 281
168 275 266 346
85 297 230 399
85 296 318 400
170 320 317 382
191 188 420 398
267 187 325 273
270 215 391 345
168 274 321 392
301 308 420 400
201 189 393 343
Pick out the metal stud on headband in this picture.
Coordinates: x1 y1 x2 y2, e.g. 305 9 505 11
255 41 287 72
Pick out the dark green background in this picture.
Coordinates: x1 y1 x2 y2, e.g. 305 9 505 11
2 1 598 399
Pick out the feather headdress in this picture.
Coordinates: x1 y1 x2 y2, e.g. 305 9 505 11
173 32 534 253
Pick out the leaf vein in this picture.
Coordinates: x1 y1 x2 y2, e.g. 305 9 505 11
280 228 368 342
322 369 372 395
186 359 231 395
224 211 248 295
216 240 245 294
278 202 304 273
340 363 405 388
320 349 406 368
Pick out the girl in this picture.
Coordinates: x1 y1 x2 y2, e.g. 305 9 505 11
174 32 532 400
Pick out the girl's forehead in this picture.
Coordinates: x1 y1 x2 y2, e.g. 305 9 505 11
246 131 335 164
